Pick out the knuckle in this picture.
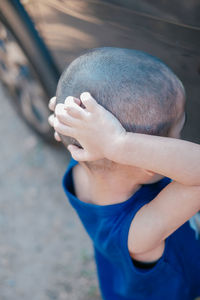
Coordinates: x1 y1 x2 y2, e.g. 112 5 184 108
67 106 73 113
68 105 79 116
64 107 73 117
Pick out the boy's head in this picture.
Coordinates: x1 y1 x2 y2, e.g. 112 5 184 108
56 47 186 171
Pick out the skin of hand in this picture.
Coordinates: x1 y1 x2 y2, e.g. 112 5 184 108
48 95 82 142
51 92 126 161
48 96 62 142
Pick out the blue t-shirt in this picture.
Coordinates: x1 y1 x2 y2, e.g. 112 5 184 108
63 159 200 300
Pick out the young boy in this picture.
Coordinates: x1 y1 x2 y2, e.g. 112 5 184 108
48 47 200 300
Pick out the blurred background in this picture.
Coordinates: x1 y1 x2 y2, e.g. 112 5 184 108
0 1 199 299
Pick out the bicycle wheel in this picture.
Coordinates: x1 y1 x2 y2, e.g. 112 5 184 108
0 0 60 143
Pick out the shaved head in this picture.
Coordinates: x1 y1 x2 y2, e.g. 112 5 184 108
56 47 185 151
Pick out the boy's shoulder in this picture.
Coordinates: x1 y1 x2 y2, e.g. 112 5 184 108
68 159 171 205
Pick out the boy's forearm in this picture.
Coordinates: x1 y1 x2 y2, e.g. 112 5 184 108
113 133 200 186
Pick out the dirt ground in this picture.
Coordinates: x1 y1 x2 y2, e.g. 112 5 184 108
0 85 101 300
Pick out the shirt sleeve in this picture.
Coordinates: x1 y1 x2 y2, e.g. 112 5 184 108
111 210 187 299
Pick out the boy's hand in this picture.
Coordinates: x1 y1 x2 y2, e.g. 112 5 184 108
48 95 81 142
49 92 126 161
48 96 62 142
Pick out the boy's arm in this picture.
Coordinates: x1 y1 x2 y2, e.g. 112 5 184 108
128 181 200 260
115 132 200 186
111 130 200 258
50 92 200 260
51 93 200 186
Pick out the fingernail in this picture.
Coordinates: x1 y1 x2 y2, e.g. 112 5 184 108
80 92 90 101
65 96 74 102
50 96 56 104
48 96 56 109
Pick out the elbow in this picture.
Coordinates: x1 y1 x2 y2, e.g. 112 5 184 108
180 174 200 187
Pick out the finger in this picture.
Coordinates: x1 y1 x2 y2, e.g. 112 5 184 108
48 96 57 111
64 103 87 119
67 144 89 161
48 114 55 127
55 103 78 125
54 131 61 142
80 92 98 112
55 103 65 115
54 118 75 137
64 96 81 106
64 102 88 119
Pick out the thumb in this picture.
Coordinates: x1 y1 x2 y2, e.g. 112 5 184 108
67 144 89 161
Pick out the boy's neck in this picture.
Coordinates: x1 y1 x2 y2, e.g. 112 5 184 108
72 162 149 205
